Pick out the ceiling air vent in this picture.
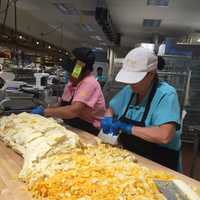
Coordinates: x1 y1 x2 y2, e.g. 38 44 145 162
53 3 95 16
143 19 161 28
76 24 94 32
147 0 169 6
53 3 80 15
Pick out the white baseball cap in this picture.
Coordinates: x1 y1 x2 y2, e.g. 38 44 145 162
115 47 158 84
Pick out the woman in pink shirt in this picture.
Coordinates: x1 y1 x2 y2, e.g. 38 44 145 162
32 48 106 135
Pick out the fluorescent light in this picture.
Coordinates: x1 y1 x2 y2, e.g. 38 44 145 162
90 35 103 41
99 42 107 46
53 3 80 15
57 3 67 14
197 38 200 42
147 0 169 6
176 42 188 45
93 47 104 51
80 24 93 32
143 19 161 28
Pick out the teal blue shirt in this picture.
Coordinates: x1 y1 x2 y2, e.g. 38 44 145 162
96 75 106 82
109 81 181 151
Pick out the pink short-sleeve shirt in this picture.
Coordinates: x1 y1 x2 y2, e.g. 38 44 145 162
62 74 106 128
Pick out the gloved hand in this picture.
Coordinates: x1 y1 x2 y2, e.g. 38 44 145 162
110 120 122 135
100 116 113 134
31 105 44 115
112 121 133 135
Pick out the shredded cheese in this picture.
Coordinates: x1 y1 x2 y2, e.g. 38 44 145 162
27 144 172 200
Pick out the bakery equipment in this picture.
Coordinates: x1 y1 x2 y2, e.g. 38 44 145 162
0 81 47 115
0 88 47 115
47 75 59 85
0 71 59 115
0 71 27 90
34 73 49 89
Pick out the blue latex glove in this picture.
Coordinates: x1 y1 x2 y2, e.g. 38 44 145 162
112 121 133 135
110 121 122 135
100 116 113 134
31 105 44 115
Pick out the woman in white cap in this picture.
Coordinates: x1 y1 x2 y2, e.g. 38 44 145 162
101 47 181 171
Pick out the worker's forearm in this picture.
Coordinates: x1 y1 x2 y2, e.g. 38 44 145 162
133 126 174 144
44 106 78 119
48 102 60 108
47 98 62 108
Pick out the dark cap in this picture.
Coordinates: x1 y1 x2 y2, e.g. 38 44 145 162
62 47 95 72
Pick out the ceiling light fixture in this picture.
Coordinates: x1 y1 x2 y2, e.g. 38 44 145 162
90 35 103 41
19 35 23 39
53 3 80 15
80 24 94 32
93 47 104 51
197 38 200 42
36 41 40 45
147 0 169 7
99 42 107 46
143 19 161 28
57 4 67 14
176 42 187 45
48 45 51 49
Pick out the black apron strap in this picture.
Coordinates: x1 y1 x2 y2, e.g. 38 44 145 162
120 93 135 120
141 78 159 123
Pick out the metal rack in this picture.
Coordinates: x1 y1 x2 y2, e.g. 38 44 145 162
157 70 191 109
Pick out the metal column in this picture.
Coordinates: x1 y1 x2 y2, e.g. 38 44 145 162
107 48 115 81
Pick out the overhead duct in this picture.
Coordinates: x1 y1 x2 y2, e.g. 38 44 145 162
95 0 121 46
